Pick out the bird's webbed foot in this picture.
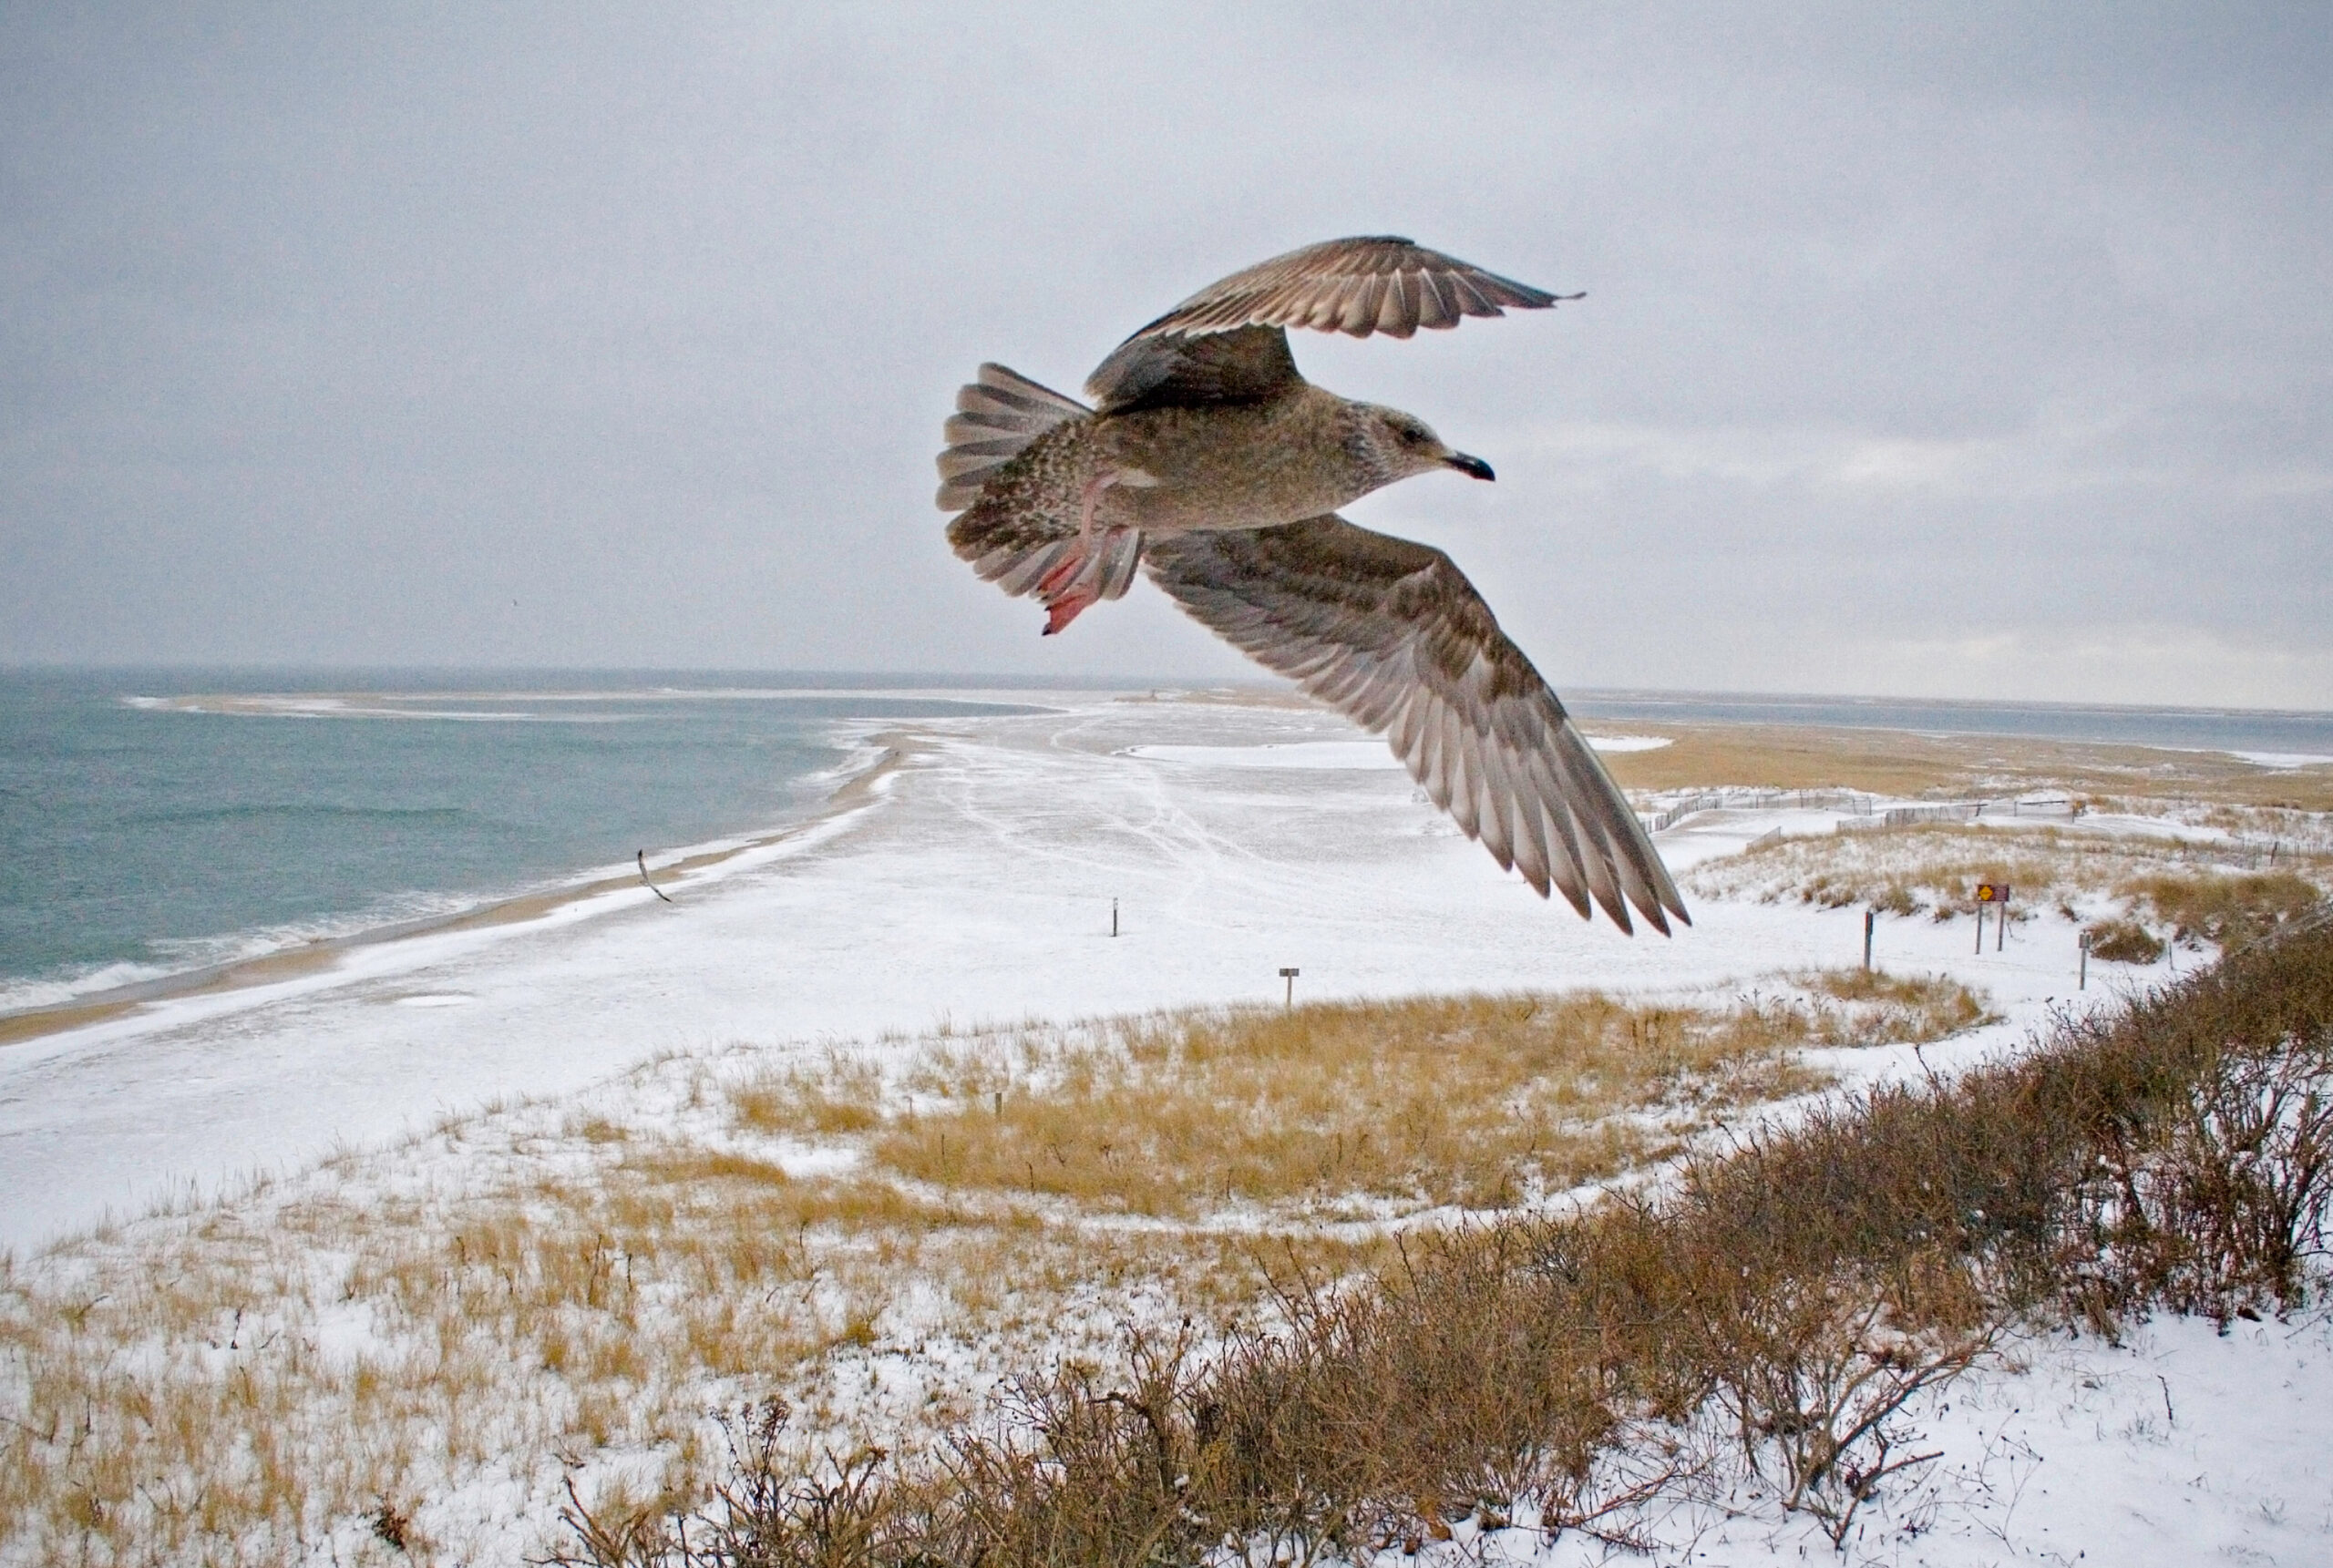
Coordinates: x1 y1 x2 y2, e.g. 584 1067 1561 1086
1035 548 1105 634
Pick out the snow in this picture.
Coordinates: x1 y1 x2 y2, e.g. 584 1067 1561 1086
1426 1315 2333 1565
1125 739 1403 769
0 692 2109 1254
2228 750 2333 770
1123 732 1670 771
1900 1316 2333 1564
1 689 2321 1567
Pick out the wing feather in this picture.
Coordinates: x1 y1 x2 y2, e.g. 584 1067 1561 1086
1440 704 1477 837
1475 736 1516 873
1143 515 1685 934
1422 270 1463 328
1086 237 1578 414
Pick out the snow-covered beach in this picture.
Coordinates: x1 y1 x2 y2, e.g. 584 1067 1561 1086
5 688 2330 1566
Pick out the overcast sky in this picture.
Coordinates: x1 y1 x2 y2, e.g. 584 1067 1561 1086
4 4 2328 706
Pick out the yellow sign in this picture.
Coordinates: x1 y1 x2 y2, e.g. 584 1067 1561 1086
1976 883 2009 903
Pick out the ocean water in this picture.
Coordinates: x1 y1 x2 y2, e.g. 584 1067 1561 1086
0 670 1044 1011
5 670 2328 1019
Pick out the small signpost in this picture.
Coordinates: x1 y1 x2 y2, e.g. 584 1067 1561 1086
1280 967 1300 1009
1975 883 2010 953
1863 907 1876 971
2079 930 2090 990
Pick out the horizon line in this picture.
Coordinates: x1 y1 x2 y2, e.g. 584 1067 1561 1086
5 662 2333 721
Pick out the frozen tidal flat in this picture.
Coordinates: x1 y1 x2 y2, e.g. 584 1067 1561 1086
3 692 2099 1250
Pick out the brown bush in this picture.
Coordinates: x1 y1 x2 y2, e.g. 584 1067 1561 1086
2064 1029 2333 1327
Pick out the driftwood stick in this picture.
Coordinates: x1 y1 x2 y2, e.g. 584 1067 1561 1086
637 850 675 904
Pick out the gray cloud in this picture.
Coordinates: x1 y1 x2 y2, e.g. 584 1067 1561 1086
3 3 2328 703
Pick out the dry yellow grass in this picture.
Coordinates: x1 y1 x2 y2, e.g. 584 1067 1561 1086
1794 966 1994 1038
1631 726 2332 965
1691 821 2330 933
2120 868 2325 946
0 977 1990 1566
0 1120 1341 1566
1599 722 2333 812
849 987 1978 1216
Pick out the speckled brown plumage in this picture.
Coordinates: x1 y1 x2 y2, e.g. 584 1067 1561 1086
936 237 1684 933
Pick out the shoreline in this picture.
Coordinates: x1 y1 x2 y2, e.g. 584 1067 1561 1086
0 732 934 1050
7 694 2328 1053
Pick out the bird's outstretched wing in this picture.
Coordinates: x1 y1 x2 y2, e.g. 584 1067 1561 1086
1143 515 1686 935
1087 236 1576 415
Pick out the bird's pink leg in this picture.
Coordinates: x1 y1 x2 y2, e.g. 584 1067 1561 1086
1076 471 1115 541
1034 471 1122 635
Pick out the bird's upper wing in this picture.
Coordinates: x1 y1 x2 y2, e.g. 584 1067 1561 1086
1143 515 1686 935
1086 236 1576 415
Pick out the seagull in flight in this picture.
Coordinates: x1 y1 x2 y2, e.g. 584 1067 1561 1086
937 236 1685 935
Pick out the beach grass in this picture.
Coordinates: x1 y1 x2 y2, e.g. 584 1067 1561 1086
1598 722 2333 812
1689 819 2329 938
847 982 1978 1217
0 973 1987 1566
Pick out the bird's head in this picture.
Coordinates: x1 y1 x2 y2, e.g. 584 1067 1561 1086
1349 404 1495 489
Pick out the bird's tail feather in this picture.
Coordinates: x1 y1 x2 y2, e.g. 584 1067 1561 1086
941 364 1139 632
935 364 1089 513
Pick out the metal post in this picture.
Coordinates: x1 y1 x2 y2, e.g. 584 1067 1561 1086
1998 889 2008 952
1111 898 1118 938
1280 967 1300 1008
1863 908 1876 971
2080 932 2089 990
1975 904 1985 955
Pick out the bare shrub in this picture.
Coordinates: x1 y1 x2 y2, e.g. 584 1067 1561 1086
549 1402 907 1568
1694 1268 1993 1547
2069 1026 2333 1327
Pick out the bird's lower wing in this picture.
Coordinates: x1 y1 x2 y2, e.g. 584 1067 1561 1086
1143 515 1687 935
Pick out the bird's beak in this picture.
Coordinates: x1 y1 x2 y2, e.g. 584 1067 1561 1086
1443 451 1495 482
